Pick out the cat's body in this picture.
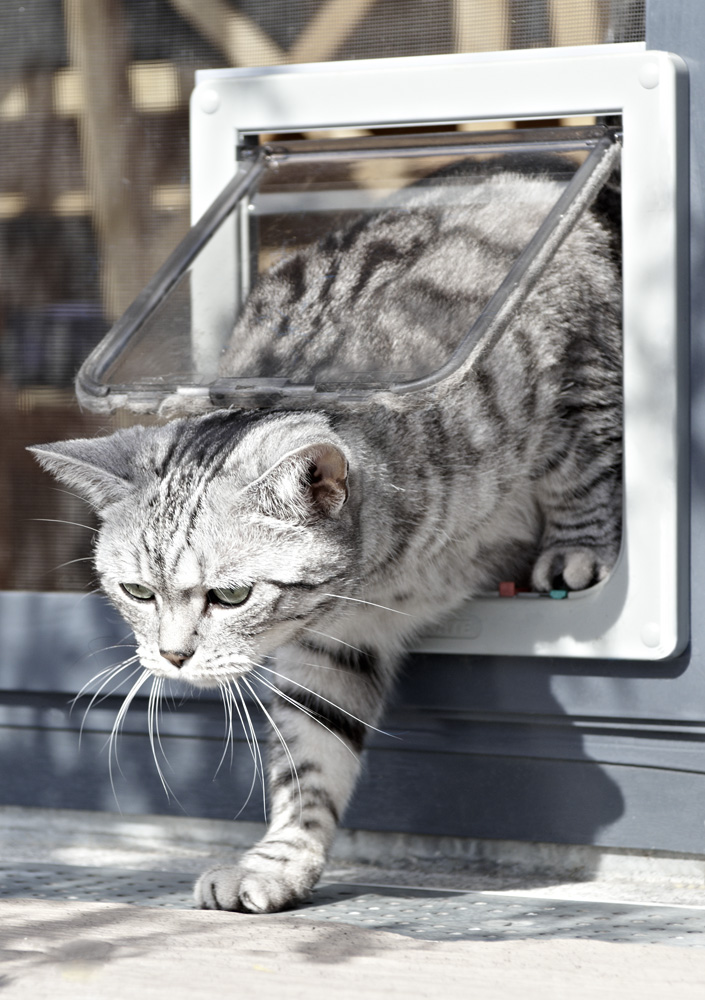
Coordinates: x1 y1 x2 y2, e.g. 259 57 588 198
32 170 622 913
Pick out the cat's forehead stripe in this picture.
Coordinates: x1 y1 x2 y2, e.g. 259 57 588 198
156 411 248 476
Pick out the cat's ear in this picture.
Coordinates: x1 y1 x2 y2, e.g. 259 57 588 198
28 434 137 511
252 442 349 521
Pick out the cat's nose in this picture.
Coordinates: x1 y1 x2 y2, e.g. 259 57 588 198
160 649 190 668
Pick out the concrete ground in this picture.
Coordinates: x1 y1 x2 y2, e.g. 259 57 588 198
1 807 705 999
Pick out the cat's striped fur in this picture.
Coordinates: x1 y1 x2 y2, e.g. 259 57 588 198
31 171 622 913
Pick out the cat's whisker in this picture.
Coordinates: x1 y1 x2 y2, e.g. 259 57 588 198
48 484 97 504
109 668 150 750
87 628 136 647
222 681 236 768
234 679 268 822
82 639 137 662
31 517 98 533
72 657 143 745
256 663 397 740
322 593 415 618
153 677 173 771
214 680 236 778
242 670 301 784
252 671 358 762
33 555 96 583
300 626 366 655
77 587 105 603
299 659 347 673
107 668 151 808
79 649 138 676
230 719 261 821
85 642 137 655
147 679 163 792
225 680 258 773
161 681 178 712
241 676 303 825
75 663 142 729
297 657 383 678
148 677 180 804
70 655 140 708
218 679 266 822
51 555 95 571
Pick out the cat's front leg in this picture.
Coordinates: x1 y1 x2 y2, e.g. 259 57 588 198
194 640 388 912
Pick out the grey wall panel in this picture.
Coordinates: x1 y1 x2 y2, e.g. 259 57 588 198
2 684 705 853
349 752 705 854
0 593 136 695
0 697 265 821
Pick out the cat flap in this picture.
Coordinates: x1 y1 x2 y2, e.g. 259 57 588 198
75 125 620 416
62 45 691 662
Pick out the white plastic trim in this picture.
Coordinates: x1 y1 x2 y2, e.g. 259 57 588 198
189 45 688 660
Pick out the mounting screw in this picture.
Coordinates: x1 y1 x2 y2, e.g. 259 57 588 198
641 622 661 648
639 63 660 90
199 88 221 114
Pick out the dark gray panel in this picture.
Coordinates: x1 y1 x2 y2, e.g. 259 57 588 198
0 703 264 821
2 684 705 853
0 593 132 695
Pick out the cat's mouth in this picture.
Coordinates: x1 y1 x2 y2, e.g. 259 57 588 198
137 645 257 688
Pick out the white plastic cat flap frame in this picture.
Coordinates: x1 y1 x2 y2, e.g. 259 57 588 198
78 44 689 660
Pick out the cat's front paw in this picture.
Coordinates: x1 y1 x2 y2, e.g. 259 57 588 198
532 546 614 592
194 846 324 913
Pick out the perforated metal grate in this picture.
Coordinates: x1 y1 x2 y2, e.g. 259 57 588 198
299 884 705 946
0 863 195 908
2 864 704 947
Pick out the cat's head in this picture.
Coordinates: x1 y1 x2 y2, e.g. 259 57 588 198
30 411 356 689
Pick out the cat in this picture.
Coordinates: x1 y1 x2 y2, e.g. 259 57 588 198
30 167 622 913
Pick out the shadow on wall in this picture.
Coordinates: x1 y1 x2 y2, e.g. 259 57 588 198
352 653 626 852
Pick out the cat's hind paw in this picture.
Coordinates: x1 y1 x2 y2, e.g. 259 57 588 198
194 846 324 913
531 546 614 593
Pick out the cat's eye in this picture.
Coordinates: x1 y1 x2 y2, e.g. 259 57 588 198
207 585 251 607
121 582 155 601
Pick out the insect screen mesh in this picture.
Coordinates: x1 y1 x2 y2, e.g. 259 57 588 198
0 0 643 590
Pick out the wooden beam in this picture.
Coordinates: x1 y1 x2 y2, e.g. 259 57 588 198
63 0 148 320
168 0 284 66
289 0 379 63
549 0 607 47
454 0 510 52
169 0 380 66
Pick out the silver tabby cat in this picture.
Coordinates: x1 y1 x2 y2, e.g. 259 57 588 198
31 172 622 913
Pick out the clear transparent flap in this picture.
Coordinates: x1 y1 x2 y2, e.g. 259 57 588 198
77 126 620 413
